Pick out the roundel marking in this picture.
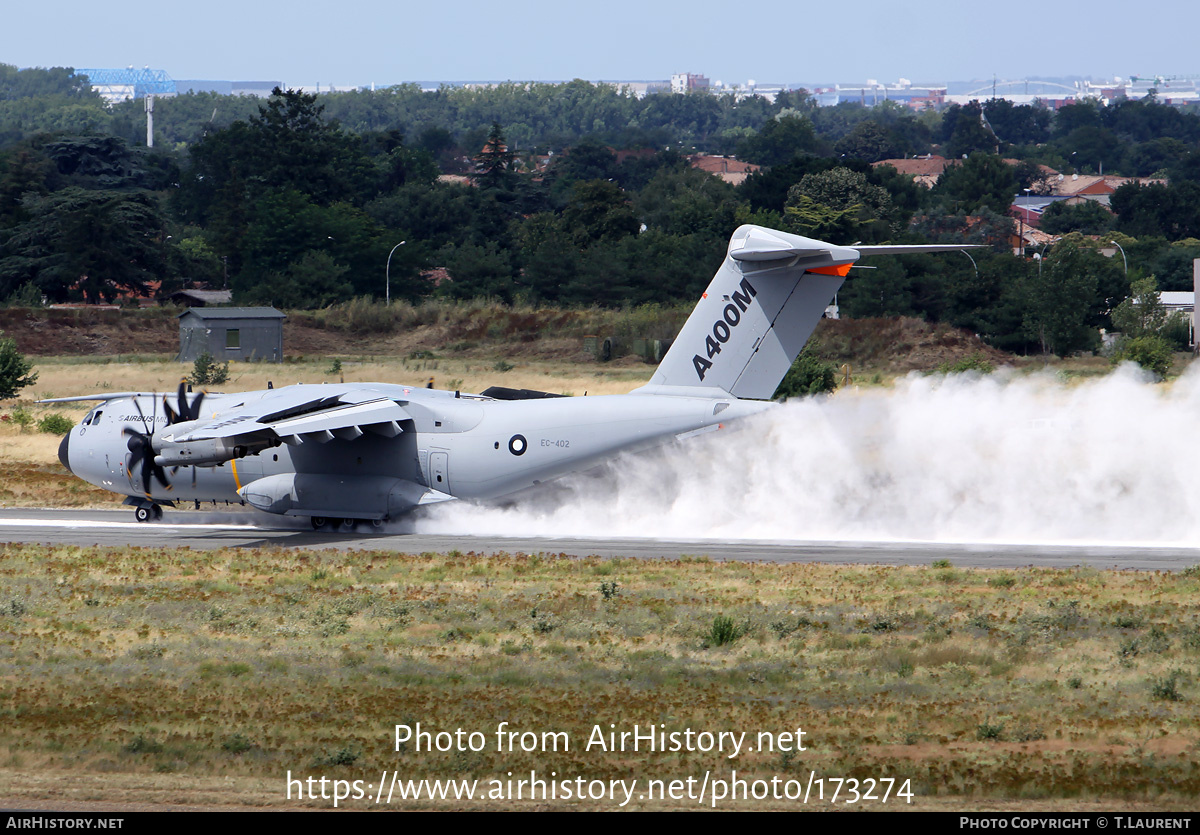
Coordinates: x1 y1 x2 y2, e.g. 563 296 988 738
508 434 528 456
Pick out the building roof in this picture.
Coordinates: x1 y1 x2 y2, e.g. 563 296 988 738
874 155 955 178
1052 174 1167 197
688 154 761 185
170 289 233 307
1160 292 1194 309
177 307 285 320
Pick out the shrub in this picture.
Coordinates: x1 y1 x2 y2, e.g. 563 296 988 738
703 614 746 648
313 747 359 767
976 721 1005 741
1111 335 1173 379
10 407 33 431
936 353 995 375
773 347 836 399
221 733 255 754
0 334 37 399
123 734 164 754
1151 672 1183 702
36 413 73 434
189 351 229 385
531 609 556 634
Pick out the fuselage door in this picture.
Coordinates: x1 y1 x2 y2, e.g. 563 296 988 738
429 451 450 493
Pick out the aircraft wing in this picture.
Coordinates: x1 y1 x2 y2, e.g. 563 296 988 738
165 393 410 447
39 392 167 403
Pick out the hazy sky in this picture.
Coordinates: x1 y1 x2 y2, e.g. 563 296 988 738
3 1 1195 87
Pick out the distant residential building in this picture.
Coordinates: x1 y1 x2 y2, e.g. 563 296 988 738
1051 174 1168 207
872 155 957 188
688 154 761 186
815 80 945 109
1010 195 1073 229
169 289 233 308
671 73 710 94
175 80 282 97
599 80 670 99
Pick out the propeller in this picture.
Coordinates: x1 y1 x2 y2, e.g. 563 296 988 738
163 381 205 488
123 396 171 496
164 381 205 426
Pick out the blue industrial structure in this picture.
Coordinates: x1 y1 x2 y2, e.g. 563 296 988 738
73 67 176 100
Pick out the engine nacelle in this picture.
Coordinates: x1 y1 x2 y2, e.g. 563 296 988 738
153 437 267 468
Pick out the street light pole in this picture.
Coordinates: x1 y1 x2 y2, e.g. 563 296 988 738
386 241 407 306
1110 240 1128 275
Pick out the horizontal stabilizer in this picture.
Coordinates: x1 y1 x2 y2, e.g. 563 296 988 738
853 244 986 255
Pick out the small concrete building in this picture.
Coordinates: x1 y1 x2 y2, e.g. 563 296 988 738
177 307 285 363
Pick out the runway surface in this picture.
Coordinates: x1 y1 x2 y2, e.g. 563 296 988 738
0 508 1198 570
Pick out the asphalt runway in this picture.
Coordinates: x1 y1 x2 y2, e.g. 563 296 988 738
0 507 1198 570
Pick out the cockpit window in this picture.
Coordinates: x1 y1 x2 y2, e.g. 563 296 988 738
92 410 103 424
82 411 94 426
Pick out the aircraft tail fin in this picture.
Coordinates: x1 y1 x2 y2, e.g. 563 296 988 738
638 225 855 400
638 225 984 400
638 226 980 400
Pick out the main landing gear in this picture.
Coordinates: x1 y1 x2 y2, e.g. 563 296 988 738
310 517 387 531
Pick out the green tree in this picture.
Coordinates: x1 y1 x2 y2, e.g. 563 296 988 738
981 99 1051 146
934 154 1018 215
242 250 354 309
0 332 37 398
436 241 515 301
1022 241 1102 356
635 166 738 237
561 180 640 245
942 102 997 157
833 120 901 163
0 188 168 302
784 167 894 241
1111 276 1167 338
1039 200 1114 235
475 122 517 192
736 113 824 166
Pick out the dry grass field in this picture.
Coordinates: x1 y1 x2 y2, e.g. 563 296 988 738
1 545 1198 810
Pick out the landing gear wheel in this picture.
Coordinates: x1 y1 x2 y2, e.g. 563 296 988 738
311 517 329 530
134 506 151 523
341 518 357 530
151 504 163 521
370 518 384 529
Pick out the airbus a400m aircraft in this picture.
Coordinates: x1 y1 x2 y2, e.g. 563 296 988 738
50 225 974 528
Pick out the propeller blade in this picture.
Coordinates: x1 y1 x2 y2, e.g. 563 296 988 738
126 393 171 495
189 391 205 421
171 381 188 423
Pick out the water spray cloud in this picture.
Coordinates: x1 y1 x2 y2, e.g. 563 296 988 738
417 365 1200 547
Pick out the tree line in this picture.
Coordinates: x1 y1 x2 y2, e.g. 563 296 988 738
3 64 1200 357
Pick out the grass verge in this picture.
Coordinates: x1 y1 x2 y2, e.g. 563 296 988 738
1 545 1198 809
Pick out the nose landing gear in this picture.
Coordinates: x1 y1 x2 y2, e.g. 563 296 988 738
133 504 163 523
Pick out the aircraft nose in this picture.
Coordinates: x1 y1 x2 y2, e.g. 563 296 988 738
58 432 71 473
